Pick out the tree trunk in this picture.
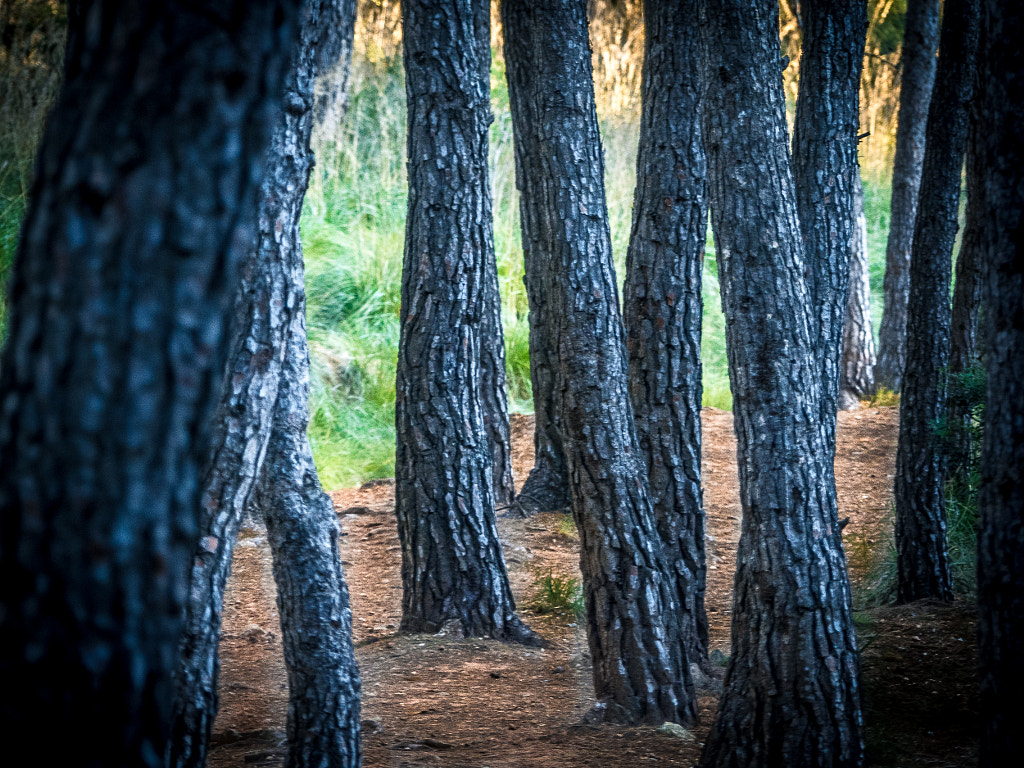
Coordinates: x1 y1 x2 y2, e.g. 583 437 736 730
697 0 863 765
503 0 696 725
395 0 538 644
894 0 978 605
473 0 517 508
0 3 299 765
622 0 709 672
875 0 941 393
839 174 876 409
946 115 983 476
313 0 357 130
791 0 866 435
257 310 362 768
168 4 358 764
168 185 293 768
500 0 574 516
256 4 363 763
976 3 1024 764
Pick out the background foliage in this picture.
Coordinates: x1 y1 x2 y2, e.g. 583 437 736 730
1 0 899 488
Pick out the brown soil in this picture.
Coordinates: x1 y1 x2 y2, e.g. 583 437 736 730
209 406 979 767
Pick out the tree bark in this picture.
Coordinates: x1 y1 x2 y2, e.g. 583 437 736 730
946 115 983 475
167 4 358 764
791 0 866 434
697 0 863 765
257 304 362 768
395 0 538 644
839 174 876 409
500 0 573 515
976 3 1024 764
894 0 977 605
503 0 696 725
473 0 517 508
313 0 357 130
622 0 709 672
875 0 941 393
255 3 363 763
0 3 299 765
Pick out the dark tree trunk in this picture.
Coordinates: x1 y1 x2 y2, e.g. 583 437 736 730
395 0 538 644
257 310 362 768
792 0 866 433
946 116 983 475
168 4 359 765
976 3 1024 764
875 0 941 393
0 3 299 766
622 0 709 672
503 0 695 725
839 174 876 409
894 0 978 605
256 3 363 763
501 0 573 516
168 181 293 768
473 0 517 508
697 0 863 765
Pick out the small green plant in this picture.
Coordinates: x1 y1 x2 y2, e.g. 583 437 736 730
555 513 578 540
530 570 585 619
870 387 900 407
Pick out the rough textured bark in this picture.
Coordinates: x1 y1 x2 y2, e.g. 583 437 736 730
168 187 293 768
256 3 363 763
697 0 863 765
168 5 359 765
792 0 866 433
395 0 537 644
503 0 695 725
976 3 1024 764
622 0 708 672
0 3 298 765
875 0 941 392
256 304 362 768
473 0 517 508
501 1 573 515
839 174 876 409
894 0 977 605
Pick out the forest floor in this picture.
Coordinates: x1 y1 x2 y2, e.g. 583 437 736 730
208 406 979 768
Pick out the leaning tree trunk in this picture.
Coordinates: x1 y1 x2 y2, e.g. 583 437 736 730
503 0 696 725
792 0 866 439
395 0 538 644
697 0 863 765
894 0 978 605
622 0 709 673
256 312 362 768
839 174 877 409
0 3 299 766
254 3 363 763
168 181 293 768
976 3 1024 764
168 3 358 764
875 0 941 393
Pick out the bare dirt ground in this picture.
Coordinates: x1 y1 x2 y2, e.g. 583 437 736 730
209 406 979 767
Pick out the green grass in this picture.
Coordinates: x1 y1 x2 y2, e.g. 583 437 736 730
300 54 747 484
